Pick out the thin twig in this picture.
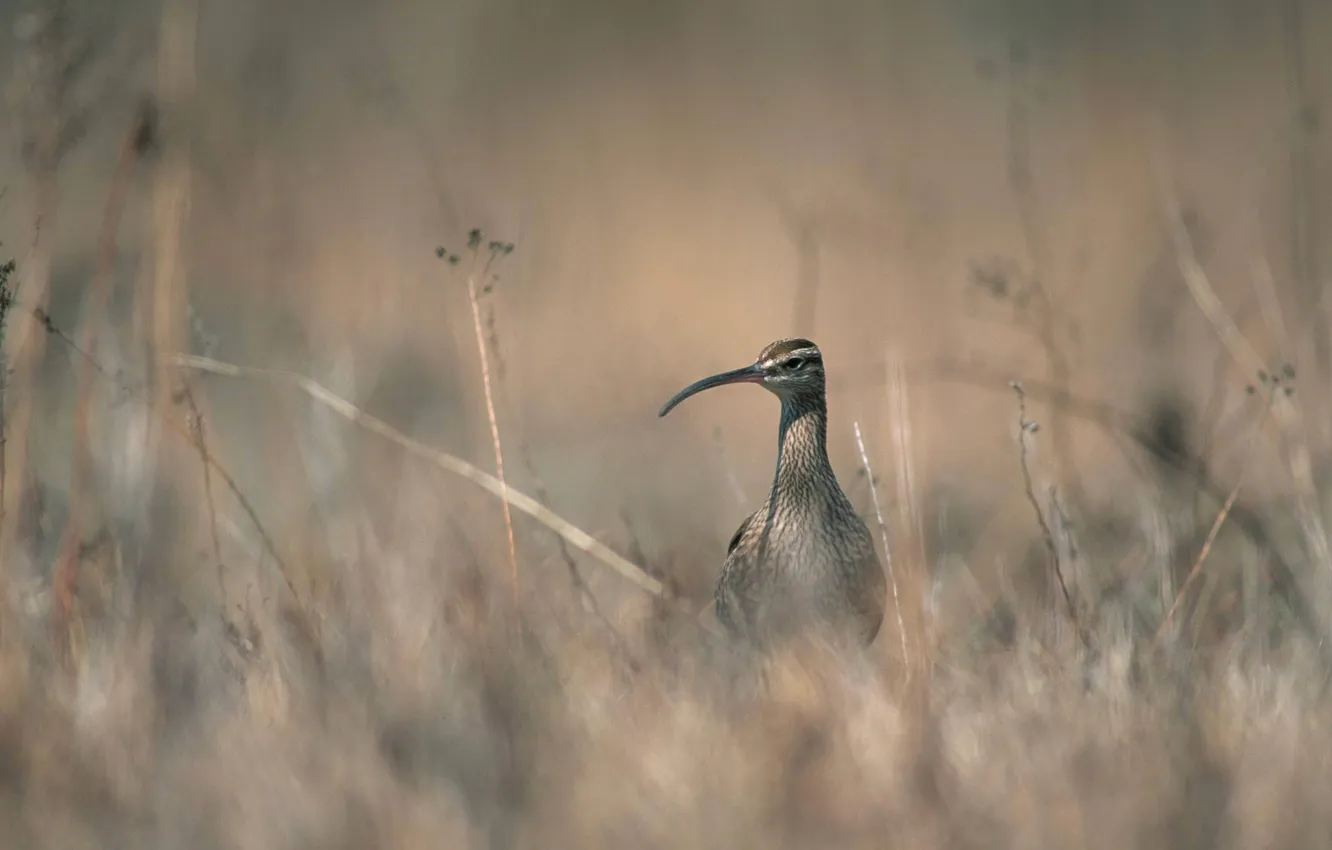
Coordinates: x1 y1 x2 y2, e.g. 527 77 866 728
0 257 15 529
1280 0 1321 381
1251 256 1293 362
1151 148 1267 380
473 258 640 663
180 384 224 600
852 419 909 668
876 352 1332 673
461 239 520 612
887 353 929 664
1004 43 1085 509
173 353 666 597
52 105 149 666
1153 135 1332 604
1152 471 1247 652
520 444 638 670
1 2 72 598
1011 381 1090 651
1154 383 1275 651
30 306 301 607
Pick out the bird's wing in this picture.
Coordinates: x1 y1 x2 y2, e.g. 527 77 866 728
726 509 759 557
851 537 889 645
715 509 761 637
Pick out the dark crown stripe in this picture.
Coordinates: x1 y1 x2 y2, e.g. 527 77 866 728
759 338 820 362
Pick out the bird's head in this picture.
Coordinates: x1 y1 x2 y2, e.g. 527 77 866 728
658 338 825 417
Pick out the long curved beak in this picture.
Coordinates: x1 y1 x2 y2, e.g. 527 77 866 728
659 363 765 417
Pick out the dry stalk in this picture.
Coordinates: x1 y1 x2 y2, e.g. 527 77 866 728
852 419 909 669
173 353 666 597
180 384 224 600
1151 150 1267 379
901 358 1262 488
0 257 16 541
1152 471 1248 652
1003 42 1085 508
460 240 520 612
31 306 303 615
1280 0 1323 380
1251 257 1293 363
886 354 931 669
1153 380 1280 651
520 445 639 670
1152 138 1332 616
135 0 202 633
189 430 297 603
51 105 152 667
467 249 638 663
1011 381 1090 651
898 353 1332 671
1 2 71 588
149 0 195 427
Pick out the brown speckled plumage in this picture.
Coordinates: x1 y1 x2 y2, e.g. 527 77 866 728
660 339 886 649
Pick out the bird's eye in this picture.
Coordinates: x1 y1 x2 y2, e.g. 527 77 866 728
784 358 805 371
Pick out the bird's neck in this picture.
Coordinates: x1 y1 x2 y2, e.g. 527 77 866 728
770 393 833 504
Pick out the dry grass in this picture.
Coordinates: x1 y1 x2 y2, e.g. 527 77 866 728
1 284 1332 849
0 532 1331 850
5 2 1332 848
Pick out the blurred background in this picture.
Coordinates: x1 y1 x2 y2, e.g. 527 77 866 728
1 0 1331 847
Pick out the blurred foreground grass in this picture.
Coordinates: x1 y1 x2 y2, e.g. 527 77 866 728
3 6 1332 840
0 295 1329 848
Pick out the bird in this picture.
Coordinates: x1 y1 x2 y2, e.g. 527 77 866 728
659 338 886 650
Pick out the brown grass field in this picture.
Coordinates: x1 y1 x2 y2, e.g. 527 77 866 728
2 0 1332 847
